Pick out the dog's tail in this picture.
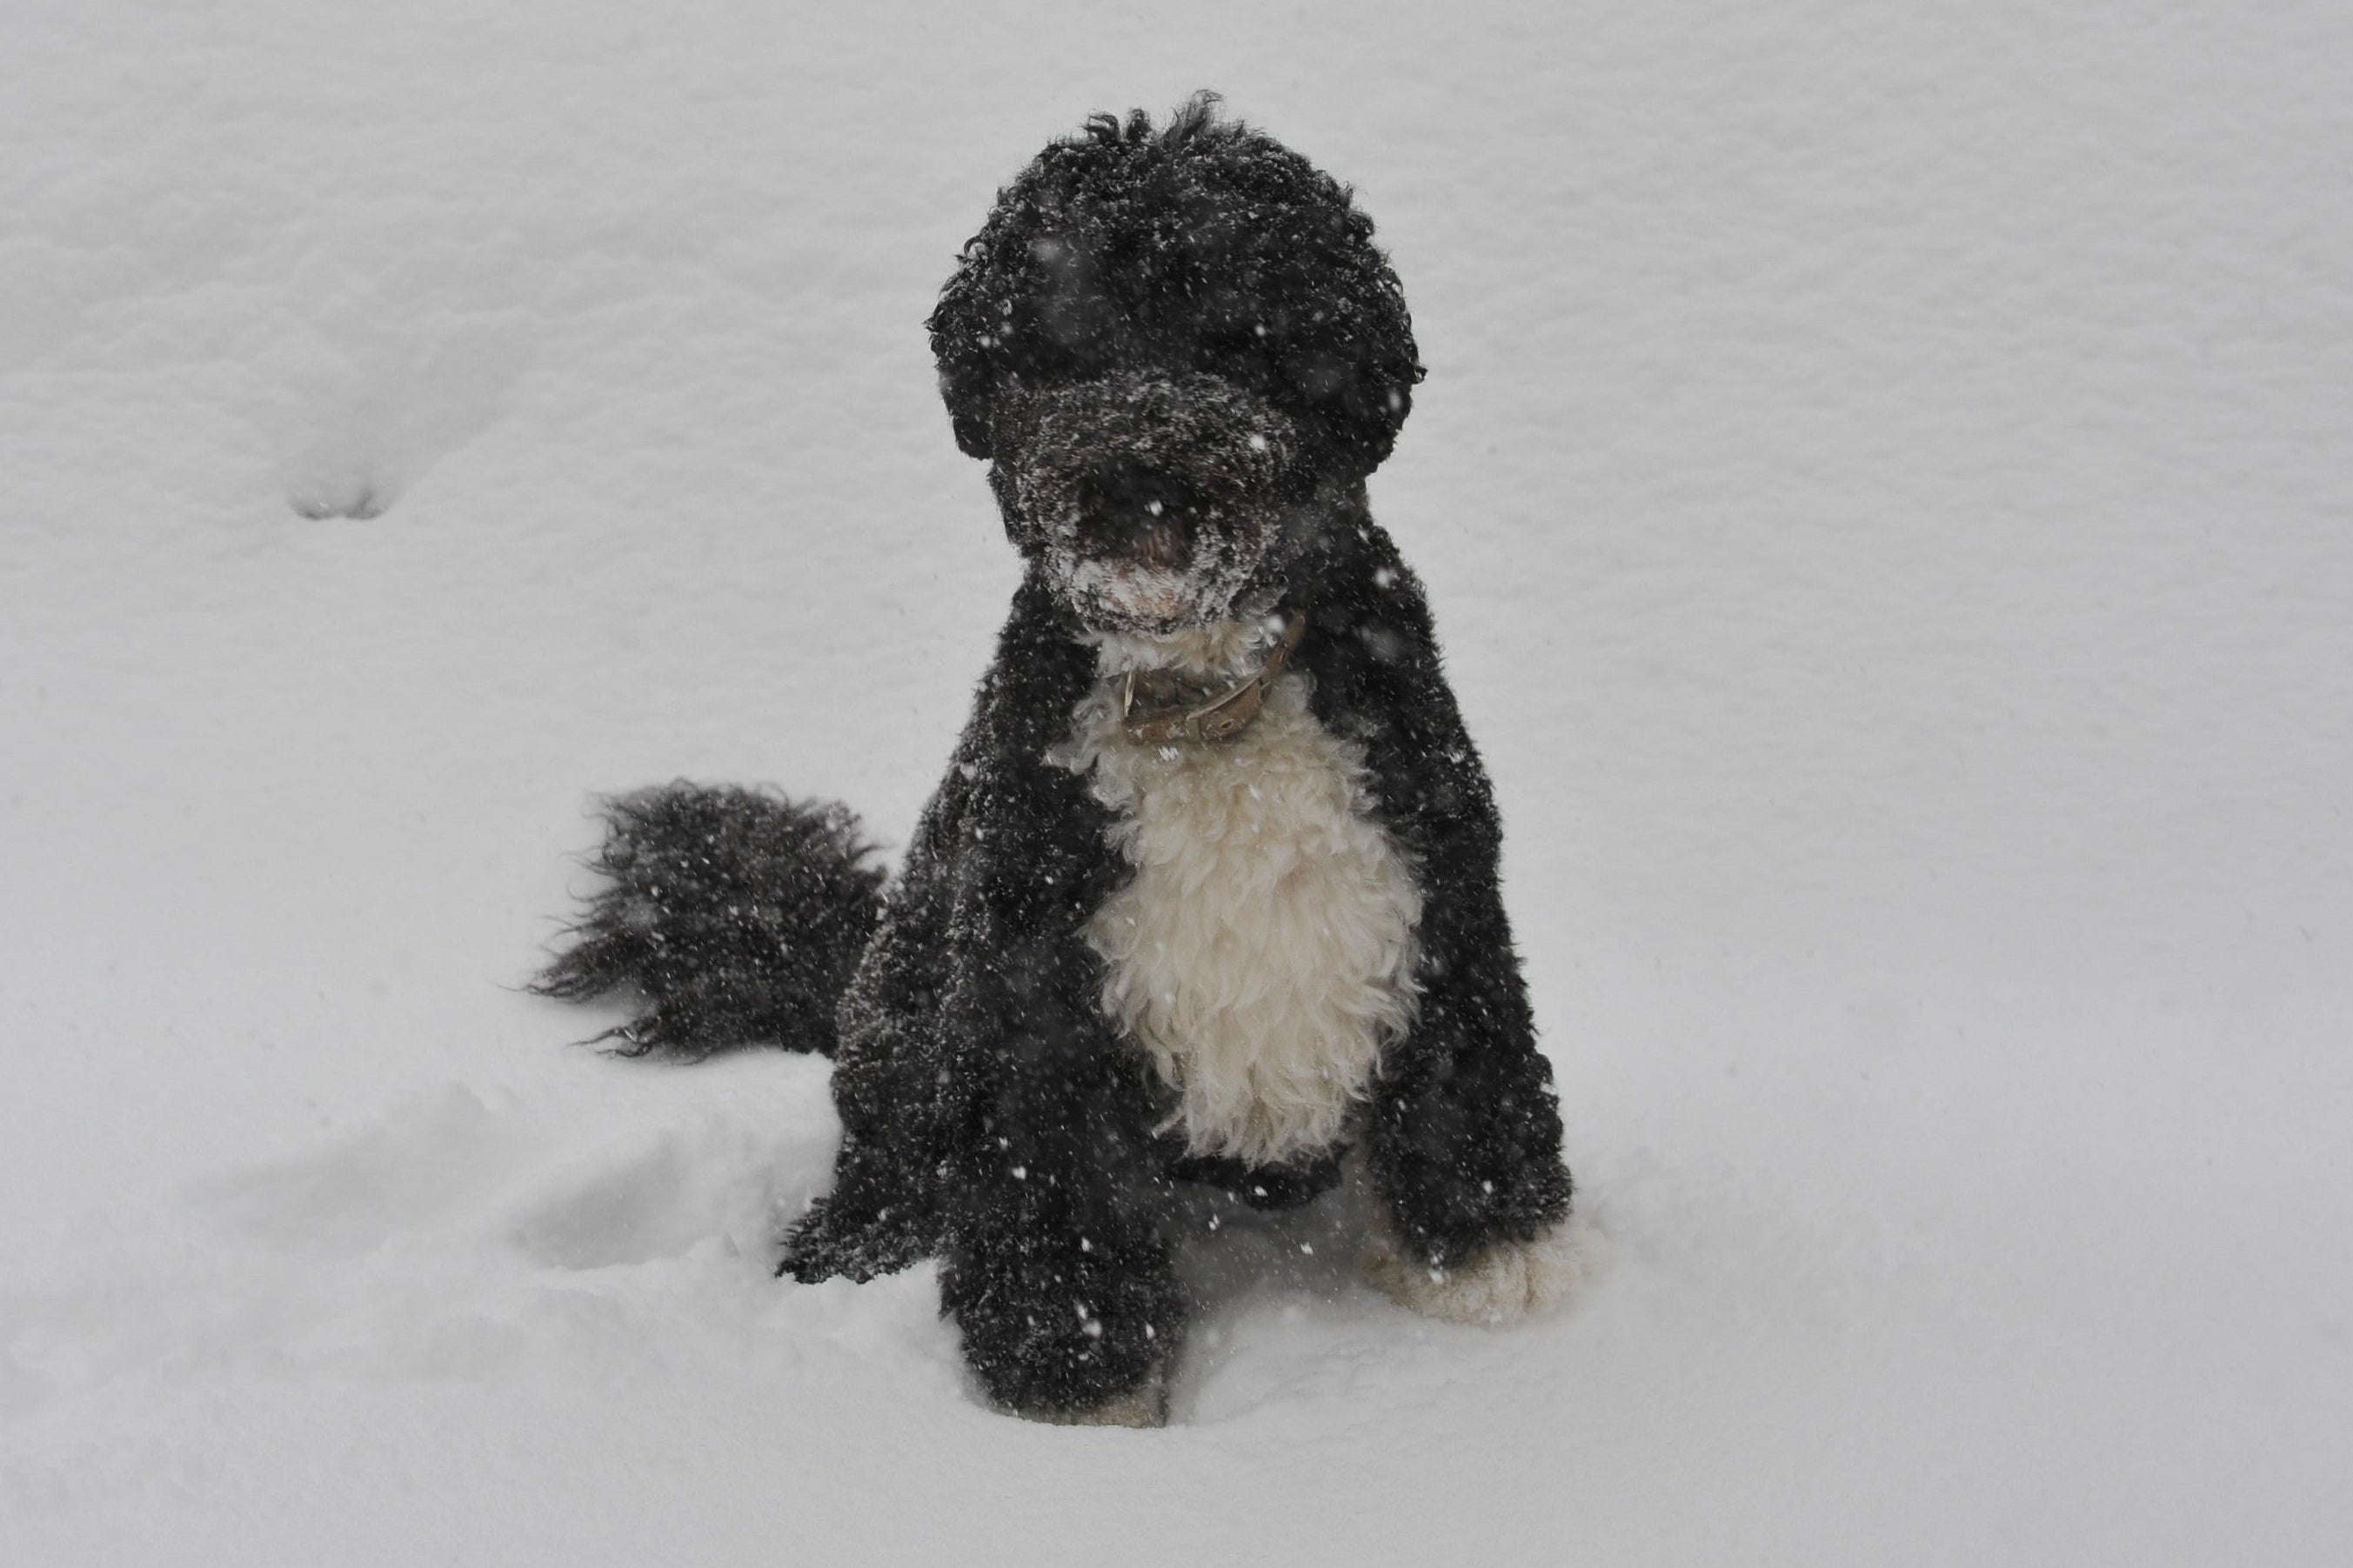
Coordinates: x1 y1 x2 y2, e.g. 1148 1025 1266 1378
531 784 886 1058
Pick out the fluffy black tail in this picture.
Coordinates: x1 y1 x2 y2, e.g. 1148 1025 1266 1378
532 784 886 1058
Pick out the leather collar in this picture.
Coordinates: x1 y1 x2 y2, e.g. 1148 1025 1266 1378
1119 611 1307 747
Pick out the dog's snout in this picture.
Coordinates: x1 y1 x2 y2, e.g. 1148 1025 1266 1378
1074 457 1201 570
998 372 1295 628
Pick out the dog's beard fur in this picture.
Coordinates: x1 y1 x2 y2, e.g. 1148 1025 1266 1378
1053 548 1245 633
990 373 1299 634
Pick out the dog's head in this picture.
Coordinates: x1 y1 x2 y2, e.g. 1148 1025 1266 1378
929 95 1423 634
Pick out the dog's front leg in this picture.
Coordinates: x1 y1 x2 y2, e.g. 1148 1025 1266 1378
1352 719 1588 1324
919 585 1187 1422
1294 530 1594 1324
1359 917 1593 1325
938 1014 1184 1426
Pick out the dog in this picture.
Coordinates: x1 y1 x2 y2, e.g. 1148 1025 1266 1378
538 94 1584 1426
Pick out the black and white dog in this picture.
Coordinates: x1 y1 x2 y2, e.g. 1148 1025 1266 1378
538 96 1586 1425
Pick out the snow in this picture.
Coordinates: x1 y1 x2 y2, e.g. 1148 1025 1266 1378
4 1 2350 1562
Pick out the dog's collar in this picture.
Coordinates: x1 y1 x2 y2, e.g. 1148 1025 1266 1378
1119 611 1307 747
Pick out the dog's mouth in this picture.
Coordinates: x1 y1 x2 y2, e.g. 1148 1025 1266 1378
1062 557 1220 631
1054 530 1260 633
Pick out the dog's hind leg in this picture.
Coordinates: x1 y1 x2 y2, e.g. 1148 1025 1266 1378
777 757 982 1282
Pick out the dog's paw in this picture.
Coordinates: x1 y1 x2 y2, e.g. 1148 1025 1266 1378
1012 1368 1170 1429
1360 1214 1608 1327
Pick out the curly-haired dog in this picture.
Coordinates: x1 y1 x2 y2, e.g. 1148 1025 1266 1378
539 94 1587 1426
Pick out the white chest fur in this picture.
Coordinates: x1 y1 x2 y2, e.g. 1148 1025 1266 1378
1053 620 1423 1166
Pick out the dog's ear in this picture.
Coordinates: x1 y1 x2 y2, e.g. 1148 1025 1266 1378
984 458 1044 554
932 302 1004 462
1252 221 1426 477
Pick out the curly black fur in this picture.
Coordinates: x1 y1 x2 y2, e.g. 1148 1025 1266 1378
533 785 885 1058
930 91 1423 487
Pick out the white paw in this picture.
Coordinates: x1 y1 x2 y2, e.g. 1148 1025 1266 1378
1016 1368 1169 1428
1361 1213 1608 1327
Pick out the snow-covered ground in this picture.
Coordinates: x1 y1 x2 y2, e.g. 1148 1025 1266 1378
5 2 2349 1562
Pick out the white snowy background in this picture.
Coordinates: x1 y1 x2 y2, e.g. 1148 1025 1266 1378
4 2 2348 1562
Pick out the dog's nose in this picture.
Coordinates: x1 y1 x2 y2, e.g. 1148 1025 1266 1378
1126 505 1192 570
1074 457 1199 570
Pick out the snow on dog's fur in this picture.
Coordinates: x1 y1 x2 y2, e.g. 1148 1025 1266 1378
538 93 1585 1426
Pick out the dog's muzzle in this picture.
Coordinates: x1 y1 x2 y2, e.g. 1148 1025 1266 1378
987 374 1299 633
